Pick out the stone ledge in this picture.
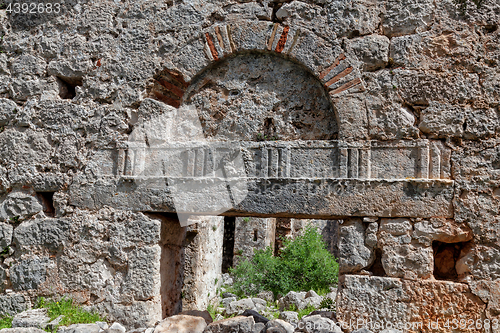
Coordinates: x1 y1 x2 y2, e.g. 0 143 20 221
70 178 454 218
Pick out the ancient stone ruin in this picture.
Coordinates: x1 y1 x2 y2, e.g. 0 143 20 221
0 0 499 332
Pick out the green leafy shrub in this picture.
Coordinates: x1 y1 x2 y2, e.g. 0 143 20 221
36 297 104 331
229 226 338 298
0 315 13 329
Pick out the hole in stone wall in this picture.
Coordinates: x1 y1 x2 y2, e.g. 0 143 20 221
433 241 472 281
253 229 258 242
320 220 339 258
484 24 498 33
367 248 386 277
275 217 292 255
57 77 82 100
271 2 283 23
222 216 236 273
36 192 55 217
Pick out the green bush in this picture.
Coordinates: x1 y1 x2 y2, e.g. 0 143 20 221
0 315 13 329
229 226 338 298
36 297 105 331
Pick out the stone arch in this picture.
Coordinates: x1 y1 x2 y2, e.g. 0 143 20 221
182 51 339 141
149 21 366 131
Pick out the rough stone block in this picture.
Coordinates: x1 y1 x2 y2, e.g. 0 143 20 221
419 102 466 138
382 0 434 37
378 218 433 279
0 222 13 250
348 35 390 71
326 0 383 38
332 95 369 140
14 218 72 250
0 191 43 222
93 299 161 330
10 256 51 291
121 246 161 301
153 315 206 333
204 316 255 333
0 294 28 316
338 218 374 274
394 70 482 105
337 275 485 333
12 309 50 329
0 98 18 126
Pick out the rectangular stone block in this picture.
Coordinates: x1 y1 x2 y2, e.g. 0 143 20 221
70 176 454 218
337 275 485 333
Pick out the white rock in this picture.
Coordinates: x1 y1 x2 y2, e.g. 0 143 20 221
109 322 126 332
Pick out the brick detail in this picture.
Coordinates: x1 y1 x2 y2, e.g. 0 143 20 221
150 69 188 108
275 26 290 53
205 33 219 61
325 67 353 88
268 23 279 51
330 78 362 95
214 26 225 51
319 54 346 80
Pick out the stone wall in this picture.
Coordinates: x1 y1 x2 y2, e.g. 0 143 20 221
0 0 499 331
233 217 276 266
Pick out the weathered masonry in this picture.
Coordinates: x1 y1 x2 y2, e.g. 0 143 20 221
0 0 499 332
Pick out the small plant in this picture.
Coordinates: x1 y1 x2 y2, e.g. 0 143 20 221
270 311 280 320
236 249 244 256
319 298 335 310
207 303 218 321
9 216 19 223
212 225 217 232
285 304 316 320
35 297 104 331
0 246 10 256
298 305 316 319
223 313 237 320
0 315 13 329
242 217 251 223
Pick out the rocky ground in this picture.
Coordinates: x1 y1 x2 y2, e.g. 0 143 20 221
0 286 401 333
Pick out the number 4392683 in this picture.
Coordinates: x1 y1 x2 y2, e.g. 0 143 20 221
5 3 61 14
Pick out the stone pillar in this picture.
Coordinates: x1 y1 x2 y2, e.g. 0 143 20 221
182 216 224 311
159 214 187 318
233 217 276 266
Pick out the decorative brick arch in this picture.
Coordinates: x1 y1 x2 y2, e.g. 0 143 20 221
151 21 365 110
